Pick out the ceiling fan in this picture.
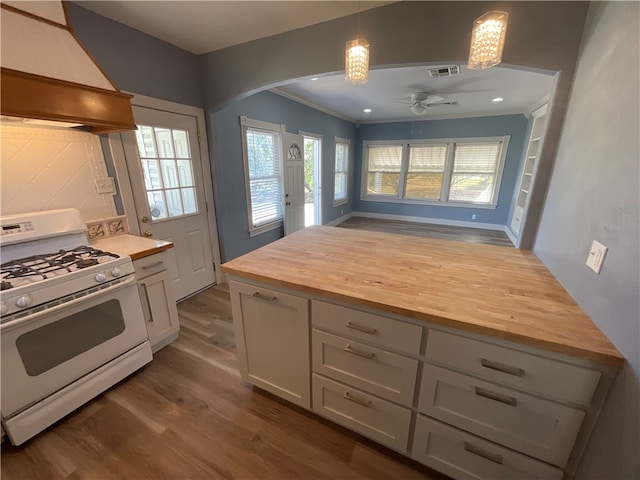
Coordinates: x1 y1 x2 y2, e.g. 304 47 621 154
396 92 459 115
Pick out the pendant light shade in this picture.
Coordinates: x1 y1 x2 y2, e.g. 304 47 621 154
345 38 370 84
468 11 509 70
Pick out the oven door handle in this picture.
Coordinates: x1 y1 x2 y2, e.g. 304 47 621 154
1 276 137 333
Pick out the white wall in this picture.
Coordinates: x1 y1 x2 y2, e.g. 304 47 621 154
534 3 639 478
1 124 117 222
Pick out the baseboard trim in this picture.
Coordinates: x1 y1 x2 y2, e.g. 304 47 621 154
325 211 354 226
351 211 506 232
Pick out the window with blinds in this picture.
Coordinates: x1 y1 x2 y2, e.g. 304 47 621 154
245 128 283 228
449 142 501 203
334 139 349 203
362 137 508 206
366 145 403 196
406 144 447 200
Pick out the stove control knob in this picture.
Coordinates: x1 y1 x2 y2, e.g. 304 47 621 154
111 267 122 278
16 296 32 309
1 302 7 315
95 273 107 283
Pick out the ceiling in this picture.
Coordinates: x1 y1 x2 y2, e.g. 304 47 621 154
74 1 554 123
75 1 393 55
274 65 554 123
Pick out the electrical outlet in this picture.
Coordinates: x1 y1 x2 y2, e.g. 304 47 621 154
586 240 608 274
95 177 116 194
472 214 477 220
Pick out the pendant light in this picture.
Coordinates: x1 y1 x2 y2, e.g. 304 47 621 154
468 11 509 70
345 2 369 84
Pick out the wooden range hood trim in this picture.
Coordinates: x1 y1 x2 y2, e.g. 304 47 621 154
1 68 136 134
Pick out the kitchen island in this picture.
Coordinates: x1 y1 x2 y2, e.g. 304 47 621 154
222 226 623 479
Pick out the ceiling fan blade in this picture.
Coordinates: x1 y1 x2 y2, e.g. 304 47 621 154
425 101 459 107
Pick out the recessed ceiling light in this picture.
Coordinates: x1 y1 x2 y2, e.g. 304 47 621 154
492 97 504 103
311 77 319 81
363 108 372 113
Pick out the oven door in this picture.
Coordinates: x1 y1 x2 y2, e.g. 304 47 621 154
1 276 148 417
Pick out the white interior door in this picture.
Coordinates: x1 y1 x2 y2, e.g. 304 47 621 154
122 106 217 300
283 132 305 235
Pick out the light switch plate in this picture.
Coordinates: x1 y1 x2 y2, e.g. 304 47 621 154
586 240 608 274
95 177 116 195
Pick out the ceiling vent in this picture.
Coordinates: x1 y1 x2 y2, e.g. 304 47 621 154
427 66 461 79
1 1 135 133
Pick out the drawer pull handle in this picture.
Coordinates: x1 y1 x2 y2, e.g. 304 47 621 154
480 358 526 377
474 387 518 407
253 292 278 302
142 261 164 270
345 321 377 335
343 391 371 407
463 442 503 465
344 345 375 359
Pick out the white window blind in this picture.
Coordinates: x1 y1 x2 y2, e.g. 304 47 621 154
406 144 447 200
449 142 501 203
334 140 349 202
245 128 283 228
366 145 402 196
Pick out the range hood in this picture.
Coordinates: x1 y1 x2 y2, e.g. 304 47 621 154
0 1 135 134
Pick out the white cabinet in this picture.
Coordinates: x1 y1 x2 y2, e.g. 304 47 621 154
230 281 310 409
227 278 611 479
134 251 180 353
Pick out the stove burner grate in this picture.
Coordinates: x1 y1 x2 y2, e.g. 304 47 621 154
0 246 120 282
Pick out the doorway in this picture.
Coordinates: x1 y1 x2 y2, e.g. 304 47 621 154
302 133 322 226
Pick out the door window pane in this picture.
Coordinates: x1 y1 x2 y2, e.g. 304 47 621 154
135 126 199 220
160 160 179 188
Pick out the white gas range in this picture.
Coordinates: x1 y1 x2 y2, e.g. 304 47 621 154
0 209 152 446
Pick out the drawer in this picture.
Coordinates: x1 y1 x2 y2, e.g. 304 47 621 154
312 300 422 355
133 251 169 279
426 330 600 406
312 329 418 406
412 415 563 480
312 373 411 452
418 364 584 467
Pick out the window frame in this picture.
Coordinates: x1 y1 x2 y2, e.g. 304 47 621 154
333 136 350 207
361 136 510 209
240 116 285 236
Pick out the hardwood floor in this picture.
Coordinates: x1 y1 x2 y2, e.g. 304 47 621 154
337 216 514 247
1 284 447 480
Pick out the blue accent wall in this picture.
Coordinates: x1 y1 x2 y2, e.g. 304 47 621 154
209 91 356 261
67 3 204 107
354 115 528 225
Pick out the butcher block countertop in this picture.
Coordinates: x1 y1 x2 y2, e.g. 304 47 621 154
91 234 173 260
222 226 623 367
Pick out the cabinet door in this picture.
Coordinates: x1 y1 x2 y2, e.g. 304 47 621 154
138 270 180 352
230 281 310 409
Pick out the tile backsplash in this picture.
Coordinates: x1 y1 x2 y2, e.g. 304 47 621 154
1 124 117 221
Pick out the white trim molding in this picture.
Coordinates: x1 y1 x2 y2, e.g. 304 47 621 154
325 211 354 226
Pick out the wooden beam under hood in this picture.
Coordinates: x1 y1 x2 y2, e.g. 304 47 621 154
0 2 136 133
1 68 136 134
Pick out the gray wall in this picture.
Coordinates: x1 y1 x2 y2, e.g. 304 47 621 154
534 3 639 479
354 115 528 225
210 91 356 261
67 3 204 108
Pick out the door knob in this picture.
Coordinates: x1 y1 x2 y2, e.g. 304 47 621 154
140 216 149 223
143 230 153 237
